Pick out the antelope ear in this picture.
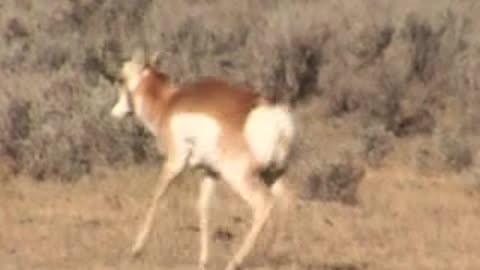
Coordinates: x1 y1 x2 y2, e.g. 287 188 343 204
149 51 161 67
131 48 146 66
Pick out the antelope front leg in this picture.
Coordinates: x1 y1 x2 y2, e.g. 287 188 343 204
131 158 185 256
198 176 216 270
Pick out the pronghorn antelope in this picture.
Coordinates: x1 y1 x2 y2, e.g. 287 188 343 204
110 50 295 270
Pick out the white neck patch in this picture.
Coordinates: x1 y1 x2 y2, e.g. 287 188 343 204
111 90 132 119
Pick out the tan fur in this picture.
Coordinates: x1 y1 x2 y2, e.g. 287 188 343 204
133 71 262 145
111 51 295 270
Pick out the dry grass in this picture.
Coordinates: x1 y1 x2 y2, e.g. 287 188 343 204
1 165 480 270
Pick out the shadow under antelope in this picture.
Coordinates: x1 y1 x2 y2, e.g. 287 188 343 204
110 49 296 270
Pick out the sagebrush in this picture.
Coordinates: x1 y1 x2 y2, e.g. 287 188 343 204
1 0 480 198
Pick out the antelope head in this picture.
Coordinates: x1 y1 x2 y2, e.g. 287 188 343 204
111 49 147 119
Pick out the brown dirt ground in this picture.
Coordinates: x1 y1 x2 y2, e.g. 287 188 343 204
1 165 480 270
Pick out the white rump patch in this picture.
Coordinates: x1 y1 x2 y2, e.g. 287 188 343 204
171 113 221 167
244 105 295 167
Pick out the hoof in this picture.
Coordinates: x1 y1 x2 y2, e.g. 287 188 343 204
225 261 241 270
130 243 143 258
